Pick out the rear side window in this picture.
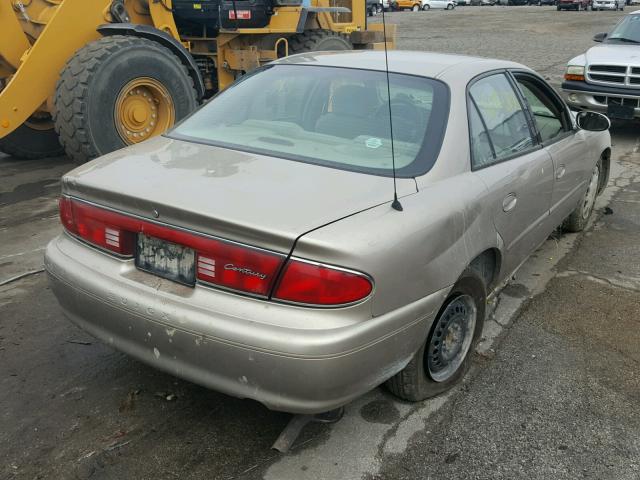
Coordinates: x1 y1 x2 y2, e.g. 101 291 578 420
469 73 535 165
468 100 494 169
170 64 450 177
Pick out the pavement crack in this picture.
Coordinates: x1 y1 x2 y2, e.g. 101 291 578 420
557 269 640 293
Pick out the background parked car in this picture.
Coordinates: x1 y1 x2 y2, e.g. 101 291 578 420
422 0 456 9
563 11 640 120
557 0 591 9
592 0 623 10
392 0 423 9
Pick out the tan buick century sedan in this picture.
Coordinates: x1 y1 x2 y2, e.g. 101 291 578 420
45 51 611 413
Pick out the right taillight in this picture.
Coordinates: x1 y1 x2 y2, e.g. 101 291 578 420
273 259 373 307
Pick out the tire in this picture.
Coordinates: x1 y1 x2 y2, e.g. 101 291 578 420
0 118 64 160
447 3 454 8
562 159 602 233
54 36 198 164
288 29 353 55
386 268 486 402
412 3 420 10
423 3 430 7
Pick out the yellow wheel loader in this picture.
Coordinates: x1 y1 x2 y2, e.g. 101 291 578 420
0 0 394 163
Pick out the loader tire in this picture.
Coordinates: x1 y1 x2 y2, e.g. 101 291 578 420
0 120 64 160
288 30 353 54
54 36 198 164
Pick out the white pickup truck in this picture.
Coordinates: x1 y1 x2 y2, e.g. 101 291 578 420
562 10 640 120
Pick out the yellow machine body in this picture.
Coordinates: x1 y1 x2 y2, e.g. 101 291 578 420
0 0 394 142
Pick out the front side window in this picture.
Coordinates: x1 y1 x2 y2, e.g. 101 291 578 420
469 73 535 164
514 75 569 144
170 65 449 177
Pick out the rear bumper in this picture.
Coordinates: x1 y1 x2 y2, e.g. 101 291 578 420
45 233 447 413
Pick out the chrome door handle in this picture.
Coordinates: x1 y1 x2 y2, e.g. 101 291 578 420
502 193 517 212
556 165 566 179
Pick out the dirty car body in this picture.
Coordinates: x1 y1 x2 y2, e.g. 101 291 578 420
45 51 611 414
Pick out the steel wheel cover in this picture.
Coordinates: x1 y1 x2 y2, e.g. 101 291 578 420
426 294 477 382
581 164 600 220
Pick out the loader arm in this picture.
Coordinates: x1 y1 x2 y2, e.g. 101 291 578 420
0 0 111 139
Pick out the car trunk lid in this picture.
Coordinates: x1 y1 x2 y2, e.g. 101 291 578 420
61 136 417 254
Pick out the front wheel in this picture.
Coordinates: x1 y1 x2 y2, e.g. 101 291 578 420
412 3 421 10
562 160 601 233
423 3 431 8
386 268 486 401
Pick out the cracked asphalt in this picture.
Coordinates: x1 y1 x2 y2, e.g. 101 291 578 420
2 7 640 480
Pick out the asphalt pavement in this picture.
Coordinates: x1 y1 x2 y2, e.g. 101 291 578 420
2 7 640 480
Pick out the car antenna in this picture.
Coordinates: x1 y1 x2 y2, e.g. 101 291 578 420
381 7 403 211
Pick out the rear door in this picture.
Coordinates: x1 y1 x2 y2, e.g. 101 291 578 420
510 71 591 227
468 72 555 276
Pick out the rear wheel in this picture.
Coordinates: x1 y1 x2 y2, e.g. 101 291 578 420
562 160 601 233
288 29 353 55
54 36 198 164
386 268 486 401
412 3 421 10
0 115 64 160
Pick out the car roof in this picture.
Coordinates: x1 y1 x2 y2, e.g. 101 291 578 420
273 50 529 80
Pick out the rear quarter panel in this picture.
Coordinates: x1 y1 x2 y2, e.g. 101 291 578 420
292 172 497 318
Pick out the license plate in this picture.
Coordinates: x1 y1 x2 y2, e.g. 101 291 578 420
135 234 196 286
607 104 635 120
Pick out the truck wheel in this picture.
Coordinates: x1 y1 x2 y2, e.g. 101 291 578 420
562 159 601 233
386 268 486 401
54 36 198 164
0 116 64 160
288 30 353 54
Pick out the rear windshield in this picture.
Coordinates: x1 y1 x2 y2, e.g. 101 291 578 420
169 64 449 177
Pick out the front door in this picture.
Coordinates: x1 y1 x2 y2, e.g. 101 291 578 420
468 72 555 276
511 71 592 226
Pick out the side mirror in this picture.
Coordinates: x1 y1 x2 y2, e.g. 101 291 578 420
576 111 610 132
593 32 608 42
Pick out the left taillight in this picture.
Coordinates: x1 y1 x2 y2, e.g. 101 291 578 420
59 197 77 235
59 197 135 256
57 197 284 296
